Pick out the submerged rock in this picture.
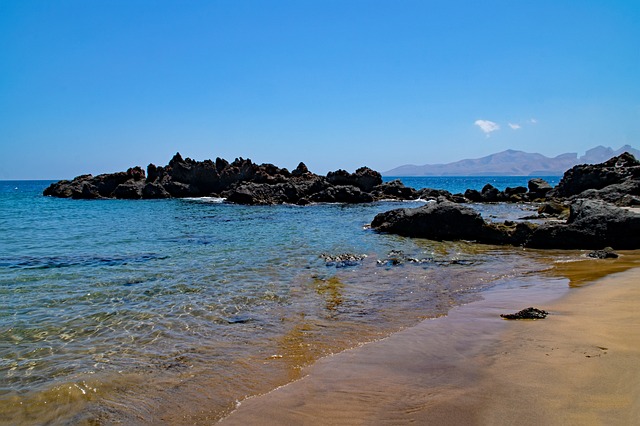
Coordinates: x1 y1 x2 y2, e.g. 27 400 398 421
320 253 368 268
500 307 548 320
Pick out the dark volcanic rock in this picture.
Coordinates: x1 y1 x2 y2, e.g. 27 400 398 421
371 200 487 241
43 153 395 204
549 152 640 201
372 198 640 249
527 178 552 199
504 185 528 202
537 201 568 217
112 181 144 199
371 153 640 249
526 200 640 249
326 167 382 192
501 307 548 320
481 183 502 202
226 182 303 205
371 180 419 200
309 185 374 204
142 182 171 199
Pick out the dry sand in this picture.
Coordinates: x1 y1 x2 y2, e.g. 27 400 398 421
220 256 640 425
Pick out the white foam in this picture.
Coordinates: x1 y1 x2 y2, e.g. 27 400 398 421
184 197 226 203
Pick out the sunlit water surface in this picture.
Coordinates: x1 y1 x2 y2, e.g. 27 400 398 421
1 177 575 424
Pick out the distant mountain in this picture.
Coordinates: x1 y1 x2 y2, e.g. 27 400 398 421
383 145 640 176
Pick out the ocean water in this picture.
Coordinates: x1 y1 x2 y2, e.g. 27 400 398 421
383 175 561 194
1 177 566 424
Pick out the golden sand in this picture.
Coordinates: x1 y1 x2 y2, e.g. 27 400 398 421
220 255 640 425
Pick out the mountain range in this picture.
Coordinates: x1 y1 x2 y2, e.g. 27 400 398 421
383 145 640 176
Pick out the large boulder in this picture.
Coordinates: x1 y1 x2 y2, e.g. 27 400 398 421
527 178 552 199
371 201 487 240
522 199 640 249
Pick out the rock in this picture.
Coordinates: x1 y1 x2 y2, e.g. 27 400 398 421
418 188 454 201
326 167 382 192
371 180 419 200
320 253 367 267
504 186 527 197
43 153 400 204
526 199 640 249
588 247 619 259
537 201 569 218
549 152 640 200
527 178 552 199
500 307 548 320
481 183 502 202
371 200 487 241
504 186 528 201
142 182 171 199
112 181 144 199
463 188 483 202
291 162 310 177
310 185 374 203
226 182 302 205
372 198 640 250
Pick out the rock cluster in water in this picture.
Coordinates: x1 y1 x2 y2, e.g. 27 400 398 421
372 152 640 250
43 153 454 204
44 151 640 249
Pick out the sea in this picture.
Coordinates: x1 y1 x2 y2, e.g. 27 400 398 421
1 175 570 425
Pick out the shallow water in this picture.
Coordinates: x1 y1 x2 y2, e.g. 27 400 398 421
1 178 573 424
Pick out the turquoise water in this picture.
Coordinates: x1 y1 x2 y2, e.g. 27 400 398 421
1 177 564 424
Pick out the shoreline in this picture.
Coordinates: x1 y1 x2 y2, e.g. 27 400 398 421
219 254 640 425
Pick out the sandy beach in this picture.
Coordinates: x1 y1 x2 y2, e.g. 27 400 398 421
220 254 640 425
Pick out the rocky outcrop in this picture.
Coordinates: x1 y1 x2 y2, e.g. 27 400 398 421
371 152 640 249
44 153 433 204
525 199 640 249
44 150 640 214
463 182 549 203
547 152 640 205
371 198 640 249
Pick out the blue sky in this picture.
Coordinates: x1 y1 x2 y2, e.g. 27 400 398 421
1 0 639 179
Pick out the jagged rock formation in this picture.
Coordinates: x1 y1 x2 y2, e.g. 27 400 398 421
372 197 640 249
44 153 430 204
372 153 640 249
548 152 640 206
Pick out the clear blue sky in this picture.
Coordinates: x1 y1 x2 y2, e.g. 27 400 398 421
1 0 639 179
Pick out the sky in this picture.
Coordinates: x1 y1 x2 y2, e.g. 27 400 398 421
1 0 639 179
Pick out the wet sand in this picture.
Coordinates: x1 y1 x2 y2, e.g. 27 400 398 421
220 257 640 425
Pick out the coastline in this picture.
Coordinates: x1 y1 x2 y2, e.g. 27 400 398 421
220 253 640 425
